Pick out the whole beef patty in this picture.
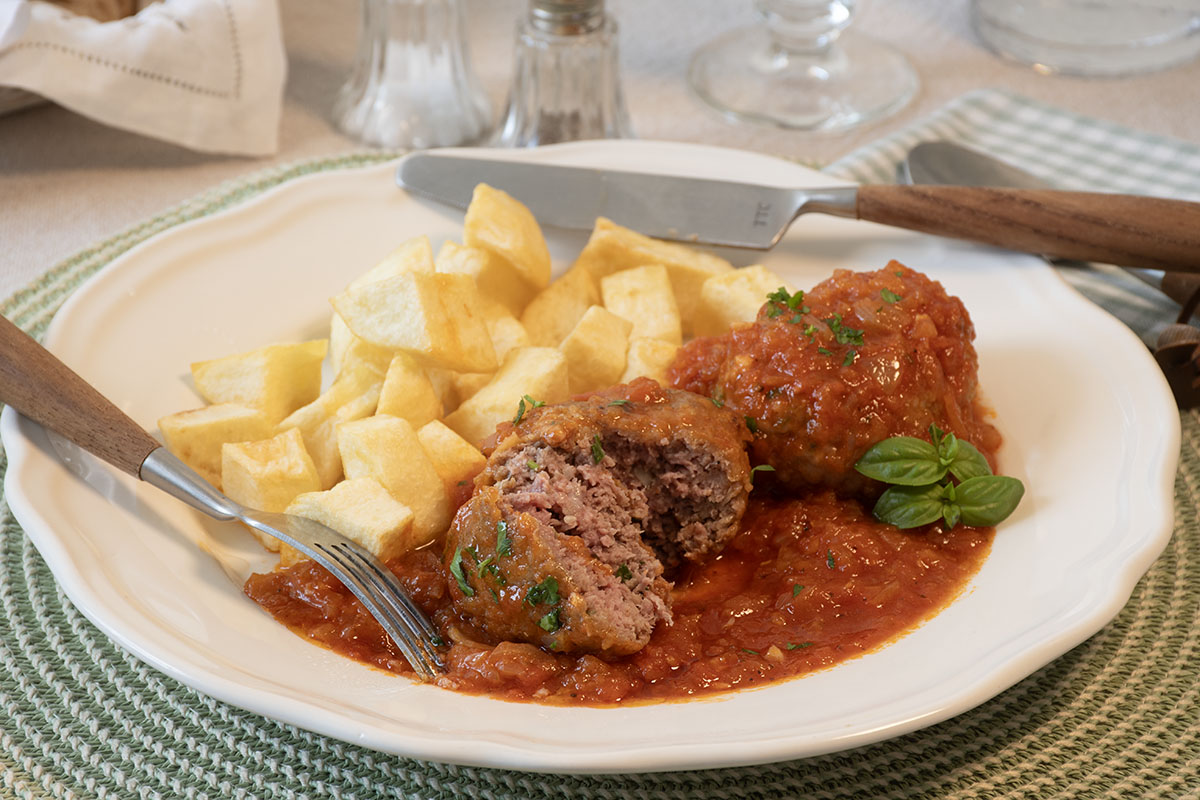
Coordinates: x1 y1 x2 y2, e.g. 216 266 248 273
668 262 1002 498
443 378 753 657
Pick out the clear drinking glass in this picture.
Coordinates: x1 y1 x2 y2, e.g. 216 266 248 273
973 0 1200 77
687 0 917 133
334 0 492 149
493 0 633 147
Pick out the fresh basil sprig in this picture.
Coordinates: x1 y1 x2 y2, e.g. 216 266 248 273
855 425 1023 530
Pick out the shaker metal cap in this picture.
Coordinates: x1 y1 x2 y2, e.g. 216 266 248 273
529 0 604 34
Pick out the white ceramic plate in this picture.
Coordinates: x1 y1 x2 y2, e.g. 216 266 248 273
1 141 1178 774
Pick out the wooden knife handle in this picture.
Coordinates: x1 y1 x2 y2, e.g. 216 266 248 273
0 313 159 477
856 185 1200 274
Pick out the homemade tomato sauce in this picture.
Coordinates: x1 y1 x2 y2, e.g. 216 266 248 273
243 263 1000 705
245 492 991 704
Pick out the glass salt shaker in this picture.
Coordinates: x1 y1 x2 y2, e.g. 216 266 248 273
334 0 491 149
493 0 633 147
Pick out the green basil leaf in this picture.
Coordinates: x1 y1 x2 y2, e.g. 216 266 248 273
937 431 960 466
947 440 993 482
955 475 1025 527
872 483 948 529
854 437 944 485
942 503 962 530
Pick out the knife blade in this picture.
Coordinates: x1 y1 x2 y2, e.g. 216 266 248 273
396 151 1200 273
397 152 851 250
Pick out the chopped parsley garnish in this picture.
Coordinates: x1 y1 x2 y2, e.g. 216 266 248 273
512 394 545 424
475 555 494 577
895 269 905 277
792 583 804 597
527 459 541 471
788 314 805 324
616 564 634 581
711 395 725 408
741 648 760 655
608 399 630 407
449 548 474 597
766 304 783 318
751 464 775 482
843 350 857 367
825 313 865 346
488 586 500 602
826 550 836 569
817 347 833 356
767 286 806 310
591 434 605 464
482 562 506 585
496 520 512 557
881 288 903 304
787 642 813 650
537 609 561 632
803 324 817 339
525 576 560 606
744 415 759 434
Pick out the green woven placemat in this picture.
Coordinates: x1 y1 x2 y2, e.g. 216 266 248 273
2 93 1198 798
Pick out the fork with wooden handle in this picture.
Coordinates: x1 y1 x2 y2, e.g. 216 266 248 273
0 313 446 679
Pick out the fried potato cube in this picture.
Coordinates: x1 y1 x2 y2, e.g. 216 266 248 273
221 427 321 551
337 415 450 545
376 352 443 428
574 218 733 334
331 271 497 373
559 305 632 394
695 265 794 337
520 265 600 347
463 184 551 291
450 307 532 403
619 337 680 384
190 340 327 425
329 314 394 378
277 362 383 488
349 235 436 288
158 403 273 488
600 264 682 346
436 240 536 317
285 477 417 562
417 420 486 496
443 346 569 446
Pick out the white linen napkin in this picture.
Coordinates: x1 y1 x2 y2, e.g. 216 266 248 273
0 0 286 155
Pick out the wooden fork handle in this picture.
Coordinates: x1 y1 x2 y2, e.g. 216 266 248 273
856 186 1200 274
0 313 160 477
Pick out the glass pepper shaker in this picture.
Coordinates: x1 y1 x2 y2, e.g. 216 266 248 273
334 0 491 149
493 0 633 147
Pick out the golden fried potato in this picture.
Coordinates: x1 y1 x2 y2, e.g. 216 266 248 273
443 346 569 446
277 361 383 489
336 414 450 545
436 240 536 318
559 305 632 394
331 271 497 373
449 305 532 403
376 352 443 428
695 265 793 336
573 217 733 334
600 264 682 345
463 184 551 291
158 403 273 489
416 420 487 497
190 340 327 425
286 477 417 562
619 337 680 384
221 427 321 551
520 265 600 347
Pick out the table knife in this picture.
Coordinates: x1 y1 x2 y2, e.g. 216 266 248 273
397 151 1200 274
